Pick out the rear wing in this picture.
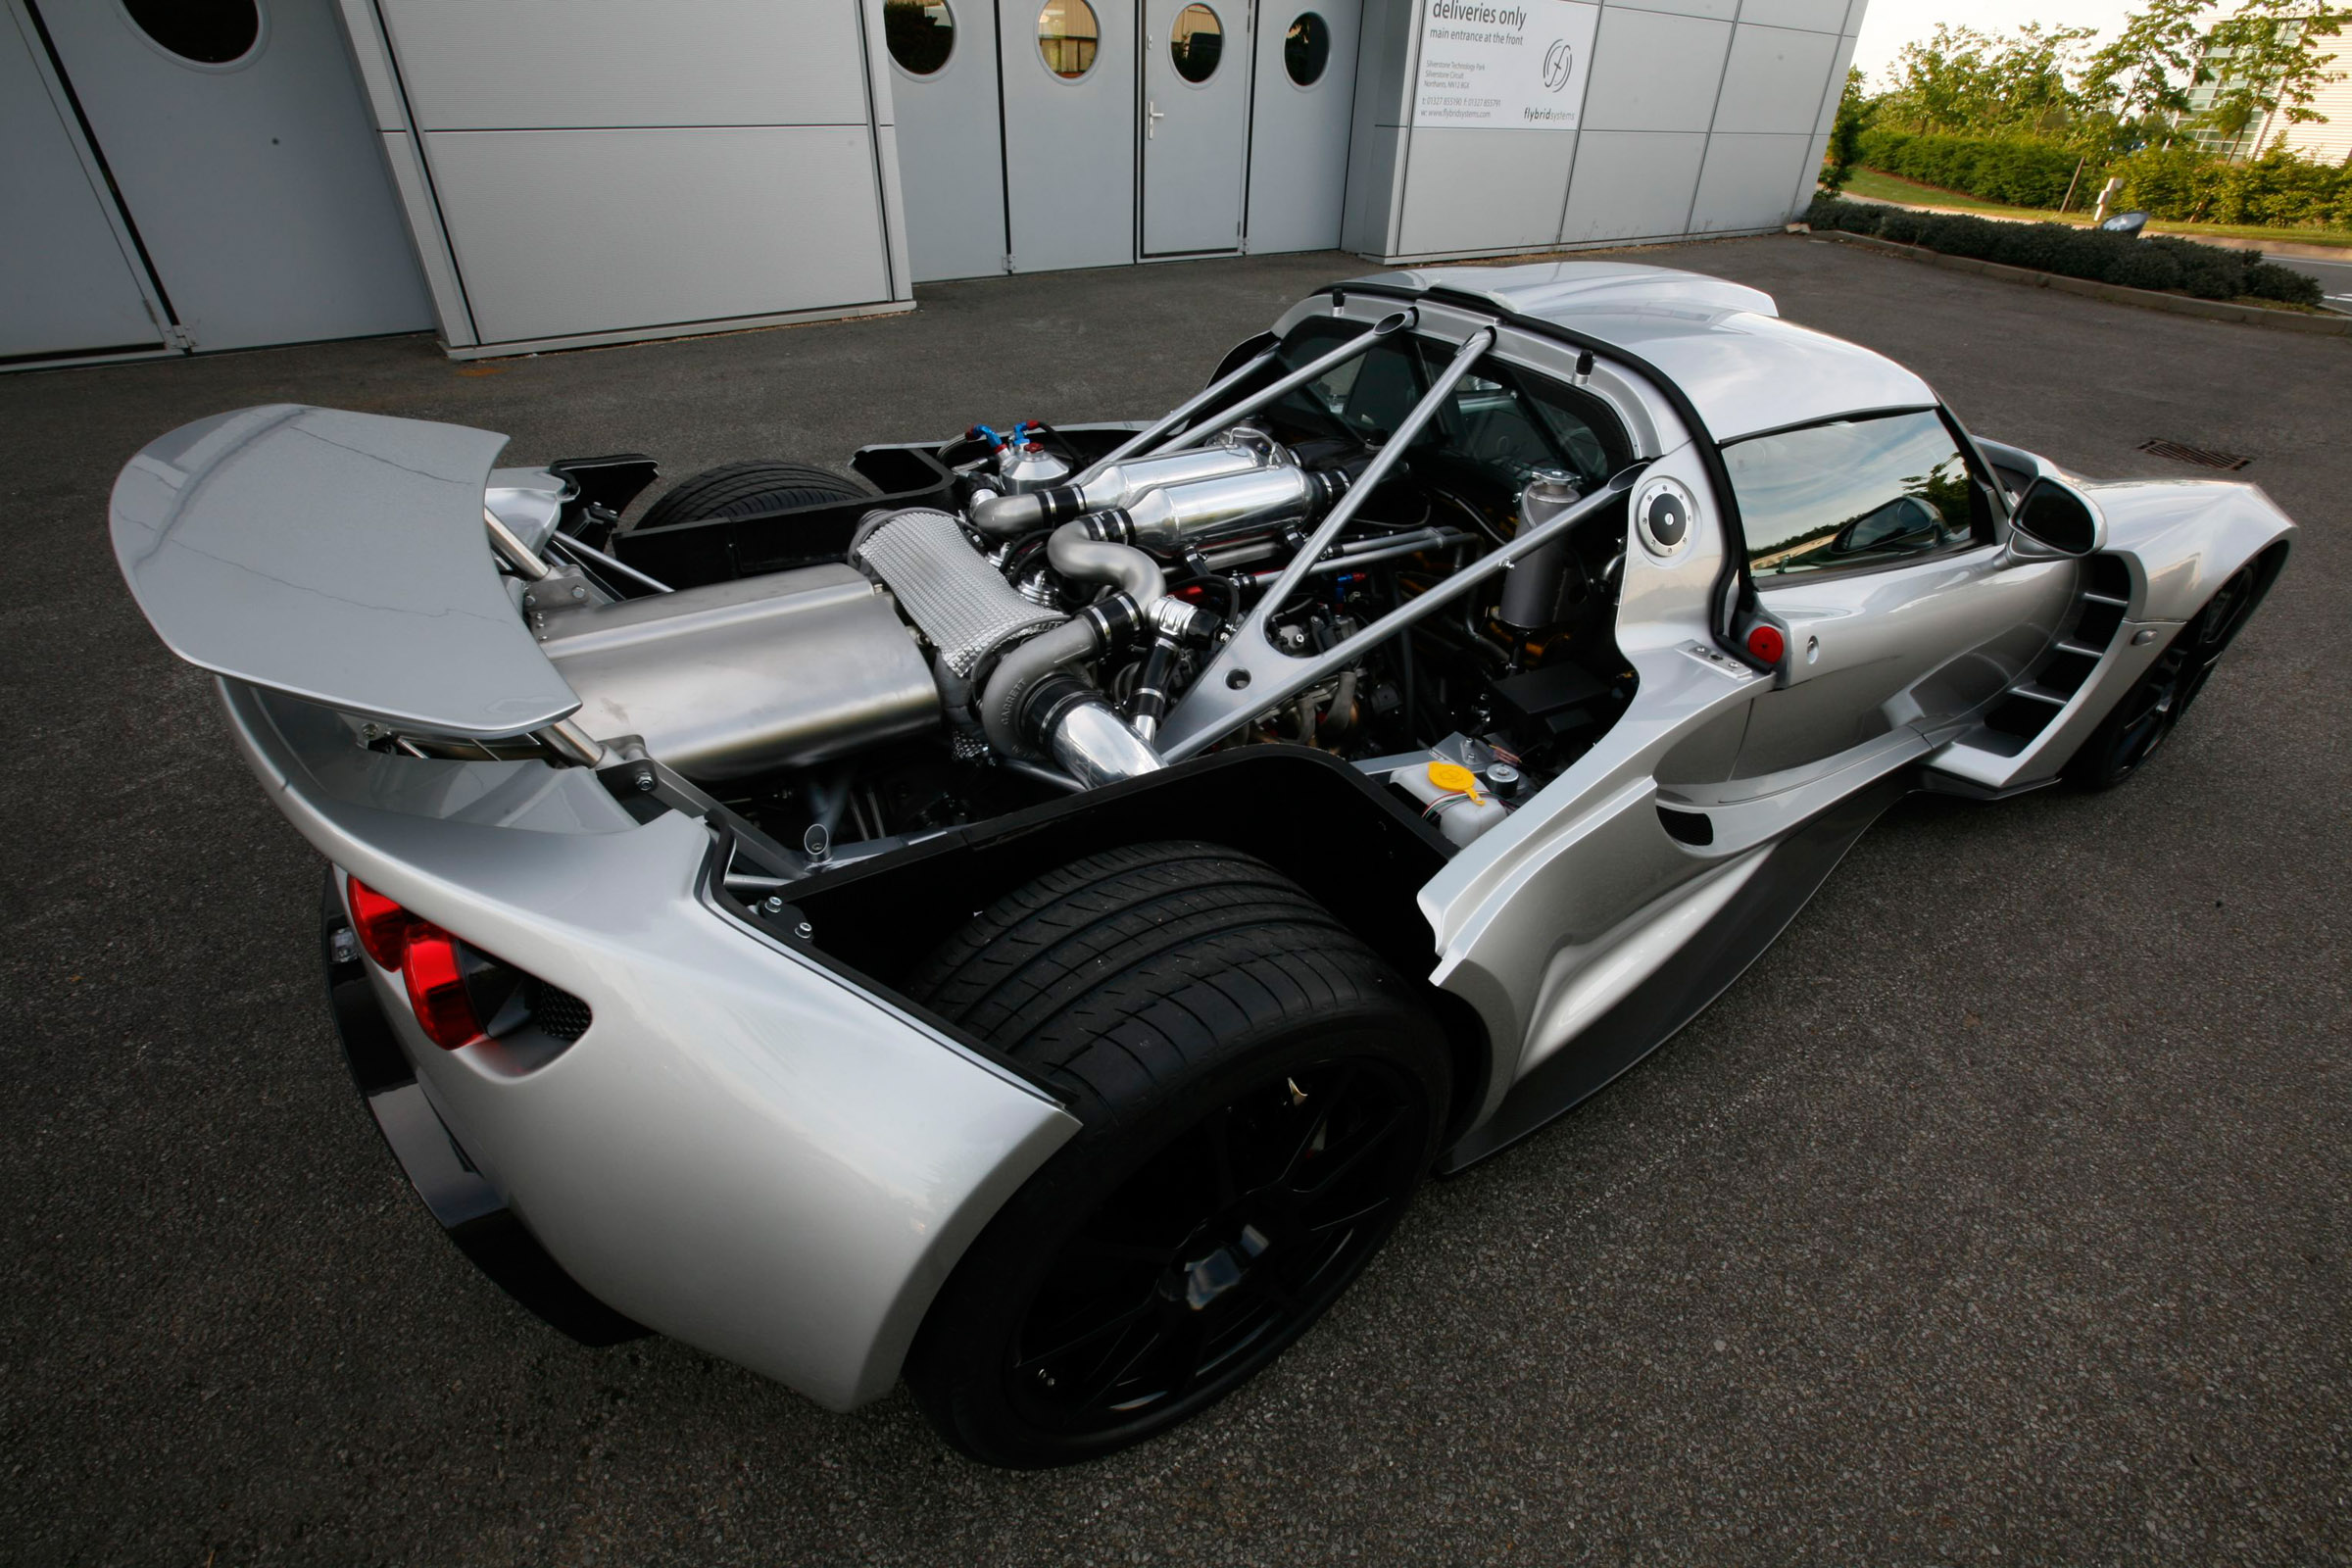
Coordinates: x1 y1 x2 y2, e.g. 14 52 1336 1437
112 405 580 738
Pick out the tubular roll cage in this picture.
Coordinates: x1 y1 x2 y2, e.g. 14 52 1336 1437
1137 284 1775 760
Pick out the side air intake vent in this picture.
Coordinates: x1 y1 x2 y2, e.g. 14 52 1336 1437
1983 554 2132 745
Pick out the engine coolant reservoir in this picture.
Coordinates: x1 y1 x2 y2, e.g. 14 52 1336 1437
1391 760 1512 847
997 440 1070 493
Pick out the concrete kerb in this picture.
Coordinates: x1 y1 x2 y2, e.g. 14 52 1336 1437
1809 228 2352 338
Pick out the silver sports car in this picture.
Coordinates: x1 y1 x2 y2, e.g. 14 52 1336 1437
113 264 2293 1466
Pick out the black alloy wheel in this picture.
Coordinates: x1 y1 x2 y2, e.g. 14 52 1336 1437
902 842 1450 1467
1005 1055 1426 1433
2070 562 2265 790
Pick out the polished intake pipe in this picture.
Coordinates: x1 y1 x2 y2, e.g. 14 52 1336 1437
970 436 1275 537
1046 522 1165 603
1084 465 1348 555
1019 673 1164 787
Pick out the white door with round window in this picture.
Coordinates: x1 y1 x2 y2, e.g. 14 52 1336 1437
1245 0 1361 254
32 0 431 350
885 0 1011 282
997 0 1137 272
1141 0 1249 256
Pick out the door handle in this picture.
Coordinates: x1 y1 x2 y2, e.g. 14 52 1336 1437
1149 100 1166 139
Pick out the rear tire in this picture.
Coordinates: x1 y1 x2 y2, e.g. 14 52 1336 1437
629 460 872 532
2067 563 2263 790
903 841 1450 1468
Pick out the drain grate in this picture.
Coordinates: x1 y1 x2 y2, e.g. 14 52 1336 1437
2139 438 2251 470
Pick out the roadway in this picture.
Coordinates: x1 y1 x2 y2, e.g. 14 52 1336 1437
2271 250 2352 312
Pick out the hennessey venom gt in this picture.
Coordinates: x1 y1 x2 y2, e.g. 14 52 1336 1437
113 263 2293 1466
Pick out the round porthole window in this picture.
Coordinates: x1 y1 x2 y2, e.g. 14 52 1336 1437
1037 0 1100 78
884 0 955 75
1170 4 1223 83
122 0 261 65
1284 12 1330 86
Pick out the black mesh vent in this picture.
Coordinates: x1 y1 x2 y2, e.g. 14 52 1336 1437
2139 439 2250 471
527 981 594 1042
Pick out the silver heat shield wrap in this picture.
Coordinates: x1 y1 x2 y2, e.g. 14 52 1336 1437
852 508 1065 676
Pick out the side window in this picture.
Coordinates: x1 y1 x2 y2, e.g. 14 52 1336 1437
1725 410 1993 579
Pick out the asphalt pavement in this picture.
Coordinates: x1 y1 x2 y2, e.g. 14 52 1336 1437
2273 251 2352 313
3 237 2346 1566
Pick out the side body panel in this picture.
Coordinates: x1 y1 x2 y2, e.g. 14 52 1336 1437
2086 475 2298 624
1422 437 1773 1136
222 682 1078 1410
1741 547 2073 777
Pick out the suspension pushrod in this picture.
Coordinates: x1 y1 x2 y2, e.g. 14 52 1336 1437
546 530 674 594
1154 466 1639 761
1118 309 1418 466
483 508 553 580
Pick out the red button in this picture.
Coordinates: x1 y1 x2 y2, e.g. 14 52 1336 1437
1746 625 1786 663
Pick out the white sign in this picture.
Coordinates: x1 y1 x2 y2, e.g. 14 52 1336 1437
1412 0 1599 130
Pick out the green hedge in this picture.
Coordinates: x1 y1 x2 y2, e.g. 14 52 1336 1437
1805 196 2325 307
2110 146 2352 228
1852 130 2352 231
1853 128 2087 210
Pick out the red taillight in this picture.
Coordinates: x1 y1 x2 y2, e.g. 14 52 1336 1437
345 876 484 1051
399 924 485 1051
347 877 415 968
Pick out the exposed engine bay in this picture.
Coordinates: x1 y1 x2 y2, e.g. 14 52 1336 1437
441 313 1644 866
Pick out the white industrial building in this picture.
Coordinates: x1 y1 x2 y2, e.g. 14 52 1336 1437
5 0 1861 368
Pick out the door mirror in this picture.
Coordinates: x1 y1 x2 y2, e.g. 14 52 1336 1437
2010 476 2102 558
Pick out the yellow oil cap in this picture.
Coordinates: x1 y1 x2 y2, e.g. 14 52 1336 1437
1427 761 1484 803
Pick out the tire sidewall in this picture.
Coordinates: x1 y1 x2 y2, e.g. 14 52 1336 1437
632 461 871 532
910 998 1449 1468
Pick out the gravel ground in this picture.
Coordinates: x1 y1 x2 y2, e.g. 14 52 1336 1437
3 236 2344 1566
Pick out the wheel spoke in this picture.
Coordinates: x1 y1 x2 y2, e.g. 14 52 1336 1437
1297 1101 1408 1200
1157 1312 1212 1400
1203 1108 1241 1210
1002 1055 1429 1434
1079 1321 1167 1408
1061 1236 1178 1265
1277 1065 1358 1186
1302 1192 1396 1238
1014 1296 1157 1374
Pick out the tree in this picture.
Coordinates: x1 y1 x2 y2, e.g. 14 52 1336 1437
1880 24 1998 133
2199 0 2346 147
1820 68 1869 193
1877 23 2094 137
1981 23 2101 134
2082 0 2212 146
